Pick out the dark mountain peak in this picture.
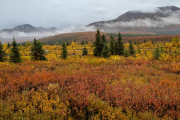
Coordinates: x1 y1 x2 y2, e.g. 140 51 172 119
15 24 34 29
14 24 34 30
115 10 156 22
13 24 36 32
158 6 180 11
21 24 33 27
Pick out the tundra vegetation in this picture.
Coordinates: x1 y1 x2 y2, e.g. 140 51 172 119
0 29 180 119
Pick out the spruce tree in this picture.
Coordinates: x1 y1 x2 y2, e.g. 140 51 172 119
61 42 68 59
82 47 88 56
66 41 70 46
101 43 110 58
7 42 10 48
81 41 85 45
101 34 106 51
116 32 124 55
31 38 46 61
123 49 130 58
93 28 102 57
109 34 115 55
101 34 106 43
128 40 136 56
9 38 21 63
0 42 6 62
154 44 161 60
36 41 47 61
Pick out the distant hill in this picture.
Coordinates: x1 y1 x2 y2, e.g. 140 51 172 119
39 32 98 44
39 31 180 45
1 24 58 33
0 24 61 43
88 6 180 34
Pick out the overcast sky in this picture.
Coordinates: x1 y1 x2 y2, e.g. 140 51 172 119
0 0 180 30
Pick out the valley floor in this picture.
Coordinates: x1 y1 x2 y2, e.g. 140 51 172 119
0 56 180 119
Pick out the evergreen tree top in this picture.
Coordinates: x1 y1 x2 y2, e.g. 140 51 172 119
12 37 17 47
117 32 122 43
34 38 37 45
61 41 68 59
102 34 106 43
110 34 114 40
95 28 101 42
9 38 21 63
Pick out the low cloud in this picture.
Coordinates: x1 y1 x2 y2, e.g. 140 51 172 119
58 25 96 33
104 10 180 28
0 25 96 42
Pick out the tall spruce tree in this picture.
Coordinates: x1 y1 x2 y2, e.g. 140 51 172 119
116 32 124 55
9 38 21 63
101 34 106 43
7 42 10 48
93 28 102 57
82 47 88 56
128 40 136 56
101 43 110 58
37 41 46 61
81 41 85 45
154 44 161 60
101 34 106 51
109 34 115 55
0 42 6 62
61 42 68 59
31 38 46 61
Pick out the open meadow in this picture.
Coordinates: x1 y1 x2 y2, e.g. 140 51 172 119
1 34 180 119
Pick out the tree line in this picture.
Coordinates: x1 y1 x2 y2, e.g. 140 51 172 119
0 29 173 63
0 38 68 63
93 28 136 58
92 29 164 59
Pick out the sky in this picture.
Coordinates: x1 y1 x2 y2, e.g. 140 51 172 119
0 0 180 30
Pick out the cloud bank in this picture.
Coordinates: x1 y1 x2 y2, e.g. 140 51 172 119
104 10 180 28
0 25 96 41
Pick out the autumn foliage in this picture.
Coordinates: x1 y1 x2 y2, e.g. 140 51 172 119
1 34 180 119
0 56 180 119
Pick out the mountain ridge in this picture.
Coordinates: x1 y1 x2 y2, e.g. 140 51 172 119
1 24 58 33
88 6 180 33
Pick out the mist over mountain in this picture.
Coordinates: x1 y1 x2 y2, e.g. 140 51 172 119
0 24 61 42
1 24 58 33
88 6 180 33
1 6 180 43
0 24 95 43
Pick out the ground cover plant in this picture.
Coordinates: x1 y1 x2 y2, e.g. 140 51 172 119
0 31 180 119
